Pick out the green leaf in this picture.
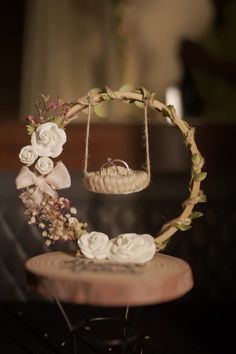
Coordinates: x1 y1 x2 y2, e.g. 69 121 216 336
119 84 135 93
192 153 204 171
135 101 145 108
191 153 199 164
137 87 150 97
162 106 172 118
105 86 116 99
155 239 169 251
53 115 65 128
199 193 207 203
190 211 204 219
100 93 111 101
89 87 101 95
173 222 192 231
150 92 156 101
195 172 207 182
26 124 35 135
94 101 108 117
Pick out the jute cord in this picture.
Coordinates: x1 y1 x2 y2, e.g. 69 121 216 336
84 93 93 174
144 98 151 177
83 90 151 178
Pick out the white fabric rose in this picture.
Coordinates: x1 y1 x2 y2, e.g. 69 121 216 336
109 233 156 263
31 122 66 158
77 232 111 260
19 145 38 166
35 157 54 175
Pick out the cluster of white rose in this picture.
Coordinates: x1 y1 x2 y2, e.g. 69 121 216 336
19 122 67 175
77 232 156 263
17 120 157 263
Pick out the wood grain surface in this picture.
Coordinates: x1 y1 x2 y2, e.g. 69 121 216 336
26 252 193 306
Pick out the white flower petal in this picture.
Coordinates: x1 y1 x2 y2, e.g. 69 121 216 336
77 232 111 260
35 157 54 175
31 122 66 158
19 145 38 166
109 233 156 263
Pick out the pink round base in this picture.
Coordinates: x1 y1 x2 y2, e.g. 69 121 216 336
26 252 193 306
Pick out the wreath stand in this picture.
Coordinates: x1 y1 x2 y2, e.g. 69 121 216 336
22 87 206 353
26 252 193 353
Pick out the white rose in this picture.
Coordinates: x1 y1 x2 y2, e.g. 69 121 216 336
77 232 111 260
19 145 38 166
109 233 156 263
31 122 66 158
35 157 54 175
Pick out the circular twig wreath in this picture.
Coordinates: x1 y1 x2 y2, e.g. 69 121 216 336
16 87 207 263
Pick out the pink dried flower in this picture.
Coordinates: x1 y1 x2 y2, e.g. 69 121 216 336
63 107 69 116
63 199 71 209
33 116 43 124
57 197 71 209
26 115 34 122
54 201 61 210
48 101 58 110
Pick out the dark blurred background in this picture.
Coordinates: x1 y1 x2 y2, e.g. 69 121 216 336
0 1 236 353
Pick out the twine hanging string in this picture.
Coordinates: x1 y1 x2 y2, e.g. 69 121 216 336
84 92 93 174
84 88 151 177
144 95 151 178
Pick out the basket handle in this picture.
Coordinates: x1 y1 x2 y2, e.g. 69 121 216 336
100 158 130 176
83 89 151 178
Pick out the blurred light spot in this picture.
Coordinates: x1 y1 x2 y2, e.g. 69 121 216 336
166 86 183 118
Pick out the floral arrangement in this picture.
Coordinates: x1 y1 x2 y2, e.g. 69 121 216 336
16 88 207 263
16 96 87 246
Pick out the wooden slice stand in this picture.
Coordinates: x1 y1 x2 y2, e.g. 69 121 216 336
26 252 193 306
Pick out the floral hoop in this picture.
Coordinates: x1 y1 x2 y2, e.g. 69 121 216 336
16 87 207 263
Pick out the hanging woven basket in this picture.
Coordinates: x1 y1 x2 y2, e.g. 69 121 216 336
83 158 150 194
82 88 151 194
